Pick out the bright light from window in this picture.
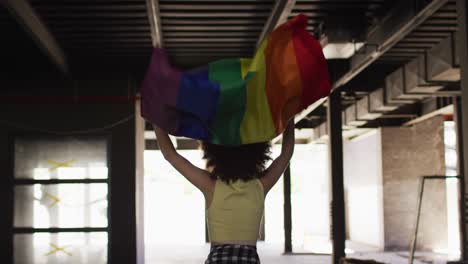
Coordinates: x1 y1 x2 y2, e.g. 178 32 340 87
264 145 284 244
322 43 365 59
33 168 50 180
444 121 461 258
144 150 205 246
28 167 108 228
57 167 86 179
88 166 108 179
291 144 330 253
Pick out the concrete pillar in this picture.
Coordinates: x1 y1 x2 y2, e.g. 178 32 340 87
135 98 145 264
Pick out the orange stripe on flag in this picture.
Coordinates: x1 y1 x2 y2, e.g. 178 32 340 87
265 24 303 133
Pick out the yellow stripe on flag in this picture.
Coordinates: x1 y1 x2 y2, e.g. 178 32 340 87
240 38 276 144
240 58 252 79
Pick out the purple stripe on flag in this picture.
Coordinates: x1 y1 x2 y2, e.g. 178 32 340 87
141 48 181 134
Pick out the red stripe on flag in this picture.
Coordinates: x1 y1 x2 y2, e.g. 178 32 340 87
290 14 331 109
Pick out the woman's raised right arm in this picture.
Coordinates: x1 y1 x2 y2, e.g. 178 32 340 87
260 120 295 194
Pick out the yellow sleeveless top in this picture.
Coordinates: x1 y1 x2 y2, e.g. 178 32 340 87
206 179 265 243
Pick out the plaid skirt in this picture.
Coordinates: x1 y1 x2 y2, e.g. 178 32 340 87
205 244 260 264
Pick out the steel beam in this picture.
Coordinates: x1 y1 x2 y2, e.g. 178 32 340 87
283 164 292 253
256 0 296 48
146 0 163 47
327 92 346 264
296 0 449 123
454 96 467 261
456 0 468 260
3 0 68 73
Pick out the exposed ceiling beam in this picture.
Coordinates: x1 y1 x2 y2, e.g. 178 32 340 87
54 32 259 39
146 0 163 47
161 18 286 25
159 4 272 11
160 12 269 18
164 43 255 48
404 98 453 126
163 25 263 31
256 0 296 48
295 0 450 123
3 0 69 73
164 38 256 43
294 3 384 10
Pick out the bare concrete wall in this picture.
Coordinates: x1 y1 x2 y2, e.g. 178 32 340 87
381 116 447 251
343 130 384 249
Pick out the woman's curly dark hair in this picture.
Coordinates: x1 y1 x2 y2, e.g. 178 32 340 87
201 141 272 183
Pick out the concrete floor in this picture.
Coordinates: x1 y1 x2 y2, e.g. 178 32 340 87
145 242 454 264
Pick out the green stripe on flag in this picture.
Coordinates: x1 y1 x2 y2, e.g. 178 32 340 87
209 59 247 145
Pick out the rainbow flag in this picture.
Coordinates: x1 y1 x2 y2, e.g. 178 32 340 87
141 14 331 146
